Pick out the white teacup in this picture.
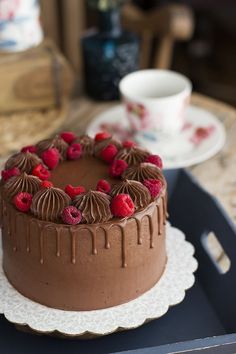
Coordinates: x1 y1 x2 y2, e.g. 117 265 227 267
119 69 192 135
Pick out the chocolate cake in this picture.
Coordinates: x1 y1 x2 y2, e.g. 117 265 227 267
0 132 168 311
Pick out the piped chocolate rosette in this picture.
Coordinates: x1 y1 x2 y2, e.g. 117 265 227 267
1 131 166 226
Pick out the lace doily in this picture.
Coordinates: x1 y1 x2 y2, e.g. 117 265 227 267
0 224 198 336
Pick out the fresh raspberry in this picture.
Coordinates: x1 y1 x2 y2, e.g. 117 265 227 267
109 159 128 177
1 167 20 182
110 194 135 217
96 179 111 194
145 154 163 169
62 206 82 225
122 140 136 148
143 179 163 198
41 180 53 188
14 192 32 212
41 148 60 170
66 143 82 160
21 145 37 153
65 184 86 199
60 131 76 144
32 164 51 180
100 144 118 163
95 131 111 142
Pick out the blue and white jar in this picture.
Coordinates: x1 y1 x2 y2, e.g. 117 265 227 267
0 0 43 52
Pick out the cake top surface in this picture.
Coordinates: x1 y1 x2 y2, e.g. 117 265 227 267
1 131 166 225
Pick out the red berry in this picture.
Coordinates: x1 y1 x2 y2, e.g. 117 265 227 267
111 194 135 217
32 164 51 180
21 145 37 153
145 155 163 169
41 180 53 188
122 140 136 148
14 192 32 212
62 206 82 225
109 159 128 177
143 179 163 198
96 179 111 194
66 143 82 160
100 144 118 163
65 184 86 199
60 131 76 144
95 131 111 142
41 148 60 170
1 167 20 182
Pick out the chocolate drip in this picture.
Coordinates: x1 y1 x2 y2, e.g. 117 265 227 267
12 210 18 251
147 215 154 248
97 226 110 249
162 194 168 221
91 229 98 255
132 217 142 245
121 226 127 268
39 231 44 264
55 227 61 257
104 230 110 249
70 228 76 264
157 204 162 235
26 223 30 252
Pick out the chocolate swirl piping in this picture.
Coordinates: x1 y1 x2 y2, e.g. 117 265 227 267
110 179 151 210
73 190 112 224
123 163 164 183
94 137 122 156
3 172 41 200
31 187 70 222
75 135 94 156
116 147 149 166
36 135 68 158
5 152 41 174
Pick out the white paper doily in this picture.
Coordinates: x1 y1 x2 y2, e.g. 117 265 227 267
0 224 198 336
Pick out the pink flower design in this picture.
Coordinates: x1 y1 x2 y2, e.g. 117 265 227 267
0 0 20 20
125 101 150 130
190 125 215 145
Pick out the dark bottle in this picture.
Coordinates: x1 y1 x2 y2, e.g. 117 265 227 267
82 7 139 100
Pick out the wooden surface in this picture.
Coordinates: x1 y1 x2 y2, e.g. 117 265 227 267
0 40 73 113
60 93 236 224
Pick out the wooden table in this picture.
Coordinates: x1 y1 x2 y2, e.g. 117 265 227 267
62 93 236 224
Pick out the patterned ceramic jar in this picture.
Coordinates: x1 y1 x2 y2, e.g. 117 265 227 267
0 0 43 52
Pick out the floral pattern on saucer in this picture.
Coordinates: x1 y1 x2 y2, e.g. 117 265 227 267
87 105 226 169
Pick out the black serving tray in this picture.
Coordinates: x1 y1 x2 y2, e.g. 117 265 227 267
1 169 236 354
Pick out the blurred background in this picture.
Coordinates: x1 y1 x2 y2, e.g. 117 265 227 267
41 0 236 105
0 0 236 157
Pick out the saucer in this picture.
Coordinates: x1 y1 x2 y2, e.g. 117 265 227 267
87 104 226 169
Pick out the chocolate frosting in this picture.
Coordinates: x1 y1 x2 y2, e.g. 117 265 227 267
116 147 149 166
73 190 112 224
31 187 70 222
5 152 41 174
36 135 68 158
75 135 94 156
110 179 151 210
3 172 41 200
123 163 164 183
94 137 122 156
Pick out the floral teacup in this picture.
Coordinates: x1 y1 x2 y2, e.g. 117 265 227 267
119 69 192 135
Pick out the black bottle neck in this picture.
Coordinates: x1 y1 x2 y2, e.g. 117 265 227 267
98 9 122 37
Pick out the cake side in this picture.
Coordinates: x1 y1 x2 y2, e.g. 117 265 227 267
1 189 167 311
